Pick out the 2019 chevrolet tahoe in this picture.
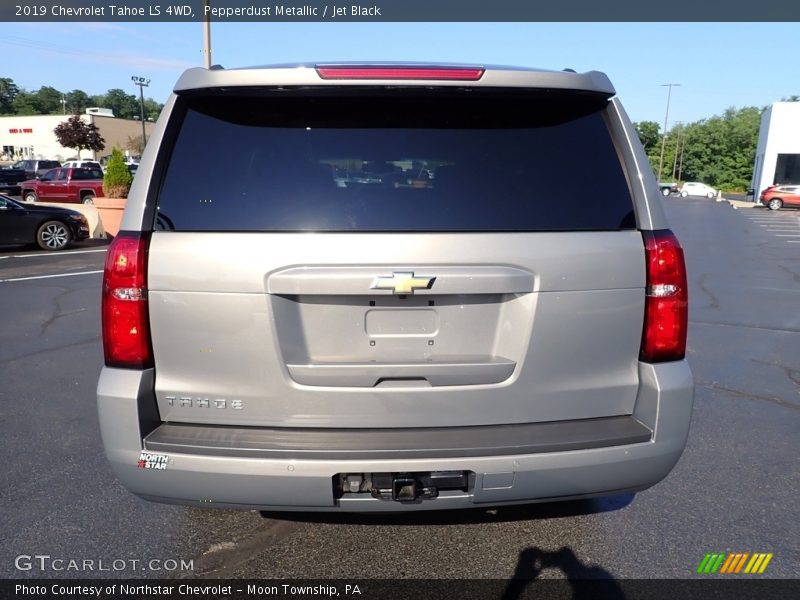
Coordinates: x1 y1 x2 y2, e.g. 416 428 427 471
97 63 693 511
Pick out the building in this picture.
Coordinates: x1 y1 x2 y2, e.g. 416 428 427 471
752 102 800 195
0 110 156 161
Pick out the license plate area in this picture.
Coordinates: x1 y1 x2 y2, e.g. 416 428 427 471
334 471 474 503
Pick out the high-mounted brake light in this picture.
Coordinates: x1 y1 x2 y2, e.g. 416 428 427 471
102 231 153 369
640 230 688 363
316 66 485 81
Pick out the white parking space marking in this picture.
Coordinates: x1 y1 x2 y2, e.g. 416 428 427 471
0 270 103 283
737 210 800 245
4 249 107 259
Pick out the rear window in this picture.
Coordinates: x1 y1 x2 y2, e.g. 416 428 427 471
156 89 635 232
40 161 60 169
72 168 103 180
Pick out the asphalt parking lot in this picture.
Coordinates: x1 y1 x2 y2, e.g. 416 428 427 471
0 198 798 583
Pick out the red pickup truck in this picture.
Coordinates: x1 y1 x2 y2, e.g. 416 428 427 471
20 167 104 205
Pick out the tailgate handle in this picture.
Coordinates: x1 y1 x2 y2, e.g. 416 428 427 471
287 357 516 387
267 266 534 296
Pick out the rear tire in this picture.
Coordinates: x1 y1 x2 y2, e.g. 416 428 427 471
24 191 37 203
680 191 688 198
768 198 783 211
36 220 72 251
661 188 670 196
81 194 95 205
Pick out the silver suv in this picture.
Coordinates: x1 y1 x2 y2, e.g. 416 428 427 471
98 63 693 511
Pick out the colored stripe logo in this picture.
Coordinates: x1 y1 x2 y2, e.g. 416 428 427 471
697 552 773 574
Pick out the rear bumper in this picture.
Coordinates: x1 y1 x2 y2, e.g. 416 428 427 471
97 361 693 511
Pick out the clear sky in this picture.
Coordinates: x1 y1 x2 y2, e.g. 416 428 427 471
2 21 798 126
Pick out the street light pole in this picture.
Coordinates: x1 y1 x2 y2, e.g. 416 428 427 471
131 75 151 153
203 0 212 69
657 83 680 181
60 95 66 114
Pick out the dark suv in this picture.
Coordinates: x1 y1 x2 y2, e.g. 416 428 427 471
98 63 693 512
10 159 61 180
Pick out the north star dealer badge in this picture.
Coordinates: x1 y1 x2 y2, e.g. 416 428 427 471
138 452 169 470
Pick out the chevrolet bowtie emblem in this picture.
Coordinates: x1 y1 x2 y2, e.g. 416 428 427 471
370 272 436 295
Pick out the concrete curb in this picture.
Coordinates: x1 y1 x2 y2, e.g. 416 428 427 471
725 199 763 210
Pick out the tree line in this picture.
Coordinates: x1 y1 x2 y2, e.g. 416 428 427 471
634 97 798 192
0 77 163 121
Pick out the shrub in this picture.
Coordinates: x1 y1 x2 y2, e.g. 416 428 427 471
103 148 133 198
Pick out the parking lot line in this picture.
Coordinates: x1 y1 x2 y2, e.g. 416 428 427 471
3 248 108 259
0 270 103 283
775 234 800 237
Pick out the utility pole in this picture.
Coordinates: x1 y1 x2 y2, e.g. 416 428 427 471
131 76 151 153
60 95 67 114
678 128 687 182
671 121 684 180
657 83 680 181
203 0 212 69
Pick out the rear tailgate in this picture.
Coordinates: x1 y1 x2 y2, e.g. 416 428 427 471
146 86 645 429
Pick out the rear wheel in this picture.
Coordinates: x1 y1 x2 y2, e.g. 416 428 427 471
81 194 95 205
768 198 783 211
661 188 670 196
23 191 37 203
680 191 688 198
36 220 72 251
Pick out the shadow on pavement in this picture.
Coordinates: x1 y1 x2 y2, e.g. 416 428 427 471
259 493 635 526
502 547 625 600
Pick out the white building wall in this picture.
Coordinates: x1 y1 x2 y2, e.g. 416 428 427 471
0 114 93 160
752 102 800 195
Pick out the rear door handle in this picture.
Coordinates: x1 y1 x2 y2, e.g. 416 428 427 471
267 266 535 295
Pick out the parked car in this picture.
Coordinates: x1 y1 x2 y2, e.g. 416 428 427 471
8 159 61 180
680 182 717 198
62 160 103 170
20 167 104 204
658 182 679 196
759 184 800 210
98 62 693 513
0 194 89 250
0 166 27 195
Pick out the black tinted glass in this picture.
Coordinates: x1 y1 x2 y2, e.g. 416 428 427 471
73 168 103 180
157 90 634 232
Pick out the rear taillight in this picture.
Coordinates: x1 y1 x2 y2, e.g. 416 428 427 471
316 65 485 81
640 230 688 363
102 231 152 369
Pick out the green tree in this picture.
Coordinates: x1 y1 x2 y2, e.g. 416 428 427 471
103 147 133 198
101 88 139 119
34 86 64 114
12 90 39 115
0 78 19 114
677 107 761 191
53 114 105 159
142 98 162 121
66 89 91 114
633 121 660 151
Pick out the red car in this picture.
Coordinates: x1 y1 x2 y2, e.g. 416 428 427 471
20 167 104 205
760 184 800 210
